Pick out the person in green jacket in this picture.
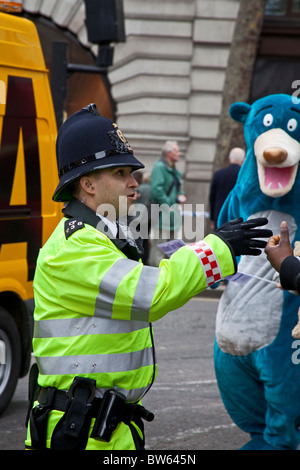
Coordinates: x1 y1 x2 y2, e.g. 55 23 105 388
25 104 272 451
149 141 186 266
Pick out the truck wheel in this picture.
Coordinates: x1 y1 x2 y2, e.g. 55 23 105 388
0 308 22 415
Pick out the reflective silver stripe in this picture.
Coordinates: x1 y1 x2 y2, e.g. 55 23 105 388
36 347 153 376
94 258 138 319
34 317 148 339
131 265 160 321
95 258 161 321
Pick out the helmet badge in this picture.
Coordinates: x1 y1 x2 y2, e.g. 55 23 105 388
108 123 133 154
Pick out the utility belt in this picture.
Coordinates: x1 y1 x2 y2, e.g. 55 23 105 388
26 364 154 450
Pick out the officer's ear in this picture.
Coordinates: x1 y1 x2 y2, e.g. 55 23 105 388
80 176 94 194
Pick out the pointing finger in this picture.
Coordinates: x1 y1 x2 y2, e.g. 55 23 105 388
279 221 290 245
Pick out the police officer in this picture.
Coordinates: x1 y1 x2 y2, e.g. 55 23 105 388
25 104 272 450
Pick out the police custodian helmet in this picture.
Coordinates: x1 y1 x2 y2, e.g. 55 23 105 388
53 104 144 202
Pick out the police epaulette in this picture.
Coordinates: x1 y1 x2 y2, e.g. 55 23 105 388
65 218 85 239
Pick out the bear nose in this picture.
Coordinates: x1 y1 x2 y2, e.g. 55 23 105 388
263 147 288 164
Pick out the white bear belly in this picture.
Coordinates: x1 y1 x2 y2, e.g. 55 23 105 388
215 210 297 356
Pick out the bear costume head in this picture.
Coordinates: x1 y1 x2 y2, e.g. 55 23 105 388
222 94 300 222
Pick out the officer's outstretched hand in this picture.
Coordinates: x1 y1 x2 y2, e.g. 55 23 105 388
214 217 273 257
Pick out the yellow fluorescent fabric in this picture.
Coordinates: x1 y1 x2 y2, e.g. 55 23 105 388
33 220 235 392
29 217 236 449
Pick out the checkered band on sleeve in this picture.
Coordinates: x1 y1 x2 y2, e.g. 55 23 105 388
188 241 222 286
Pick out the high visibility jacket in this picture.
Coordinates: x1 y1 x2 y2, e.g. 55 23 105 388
26 199 236 449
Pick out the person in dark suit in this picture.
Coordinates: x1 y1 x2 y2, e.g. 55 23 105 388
209 147 245 229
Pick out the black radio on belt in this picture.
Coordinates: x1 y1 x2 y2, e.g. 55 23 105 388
91 389 126 442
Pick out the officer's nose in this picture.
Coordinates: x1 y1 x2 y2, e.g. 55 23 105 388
263 148 288 164
130 175 139 188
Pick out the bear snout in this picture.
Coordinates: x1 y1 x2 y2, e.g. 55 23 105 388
263 147 288 164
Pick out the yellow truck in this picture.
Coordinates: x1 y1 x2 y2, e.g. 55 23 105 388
0 5 61 413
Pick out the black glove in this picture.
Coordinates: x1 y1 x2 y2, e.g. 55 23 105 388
214 217 273 257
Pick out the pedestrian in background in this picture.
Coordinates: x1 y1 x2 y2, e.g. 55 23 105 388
209 147 245 229
149 140 186 266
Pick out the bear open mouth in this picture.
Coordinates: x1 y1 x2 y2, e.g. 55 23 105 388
265 166 294 190
260 163 298 196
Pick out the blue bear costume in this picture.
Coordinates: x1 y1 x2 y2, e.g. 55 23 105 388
214 94 300 450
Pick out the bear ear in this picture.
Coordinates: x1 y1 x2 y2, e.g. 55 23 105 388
229 102 252 123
